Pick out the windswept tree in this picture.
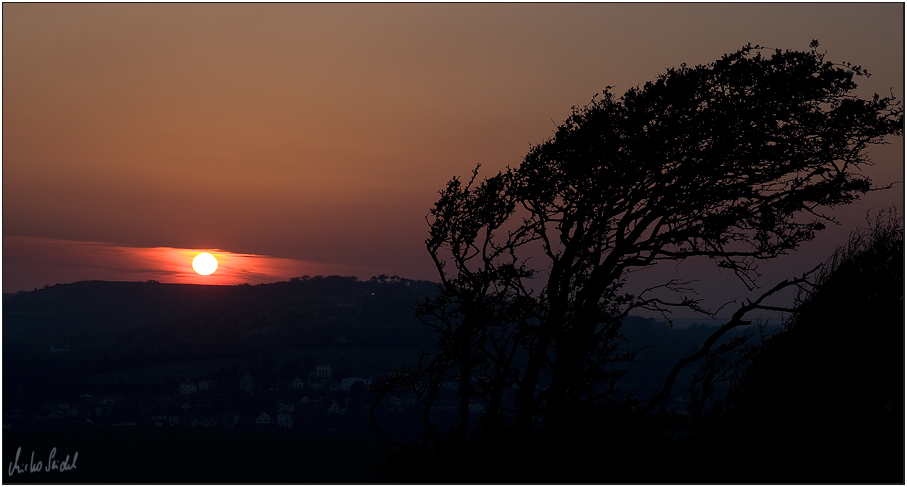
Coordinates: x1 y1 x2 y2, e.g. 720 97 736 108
375 42 903 441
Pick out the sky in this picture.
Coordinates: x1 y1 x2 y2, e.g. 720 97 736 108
3 3 903 316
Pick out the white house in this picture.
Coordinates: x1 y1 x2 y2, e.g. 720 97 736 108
180 380 198 395
314 365 332 378
326 402 347 415
291 377 305 390
277 413 293 429
256 412 271 425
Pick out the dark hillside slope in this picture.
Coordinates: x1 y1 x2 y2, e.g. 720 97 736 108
693 219 904 483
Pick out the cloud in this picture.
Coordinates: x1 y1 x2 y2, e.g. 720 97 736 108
2 236 379 293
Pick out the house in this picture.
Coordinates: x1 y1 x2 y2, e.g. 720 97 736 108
45 402 78 419
340 377 372 391
99 395 119 405
326 401 347 415
240 373 255 394
314 365 332 378
291 377 305 390
255 412 271 425
277 402 295 413
299 395 324 406
277 413 293 429
384 394 403 408
180 380 198 395
4 410 24 422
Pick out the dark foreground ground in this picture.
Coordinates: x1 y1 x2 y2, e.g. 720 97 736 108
3 426 385 483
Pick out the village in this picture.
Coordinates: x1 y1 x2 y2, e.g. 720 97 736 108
8 364 380 435
3 362 493 439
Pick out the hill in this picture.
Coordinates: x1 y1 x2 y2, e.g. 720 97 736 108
4 276 438 401
4 275 769 405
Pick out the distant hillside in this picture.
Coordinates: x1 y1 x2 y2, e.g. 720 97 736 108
5 276 438 342
3 276 440 400
3 276 767 407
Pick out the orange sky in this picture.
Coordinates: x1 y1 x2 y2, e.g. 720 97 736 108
3 236 380 291
3 4 904 311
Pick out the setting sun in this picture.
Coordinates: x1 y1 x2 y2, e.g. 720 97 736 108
192 252 218 275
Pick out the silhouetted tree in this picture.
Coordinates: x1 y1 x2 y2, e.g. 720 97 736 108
376 42 903 444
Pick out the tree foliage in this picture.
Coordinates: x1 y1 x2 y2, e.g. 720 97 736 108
374 42 903 444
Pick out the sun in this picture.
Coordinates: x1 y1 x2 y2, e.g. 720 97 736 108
192 252 218 276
